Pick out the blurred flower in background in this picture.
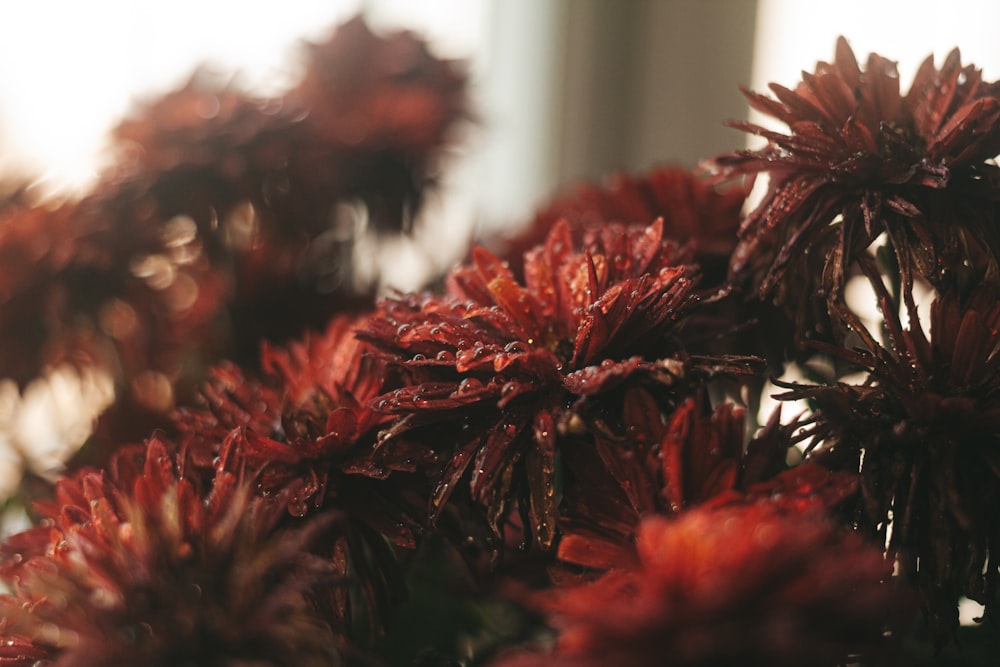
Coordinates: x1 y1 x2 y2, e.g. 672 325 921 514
0 365 114 500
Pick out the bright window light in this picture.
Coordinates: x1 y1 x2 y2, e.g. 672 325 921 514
0 1 364 191
752 0 1000 129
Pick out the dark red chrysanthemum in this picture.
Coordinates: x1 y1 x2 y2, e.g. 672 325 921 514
779 287 1000 641
0 438 341 667
710 37 1000 309
497 166 747 285
173 315 430 644
493 504 907 667
359 218 759 549
175 315 426 519
556 391 858 571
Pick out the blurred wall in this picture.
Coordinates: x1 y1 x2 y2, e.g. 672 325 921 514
470 0 759 230
554 0 758 185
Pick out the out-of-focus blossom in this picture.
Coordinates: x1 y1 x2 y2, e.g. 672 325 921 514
0 14 468 457
495 505 907 667
0 438 341 666
0 622 51 667
114 15 468 241
111 16 469 355
496 166 747 285
0 365 114 500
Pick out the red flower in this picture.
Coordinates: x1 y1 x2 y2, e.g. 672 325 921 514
0 623 51 667
0 192 227 401
173 315 430 643
497 166 747 285
0 438 341 667
710 37 1000 307
780 287 1000 641
495 505 907 667
359 219 759 550
176 315 425 515
557 391 858 571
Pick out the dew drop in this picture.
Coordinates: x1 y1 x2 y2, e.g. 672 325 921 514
431 483 450 508
566 413 586 434
414 394 436 408
457 378 483 394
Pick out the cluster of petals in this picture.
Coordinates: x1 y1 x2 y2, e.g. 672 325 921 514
172 314 430 641
0 438 340 666
498 165 747 284
360 217 759 549
177 315 426 512
711 37 1000 304
780 287 1000 639
556 392 858 571
495 504 906 667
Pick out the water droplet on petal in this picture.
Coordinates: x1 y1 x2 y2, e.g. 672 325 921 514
457 378 483 394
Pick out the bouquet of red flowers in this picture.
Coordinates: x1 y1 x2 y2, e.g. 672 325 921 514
1 17 997 667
